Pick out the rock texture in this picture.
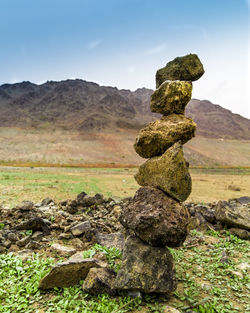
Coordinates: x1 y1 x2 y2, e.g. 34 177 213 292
135 142 192 202
39 258 103 289
120 187 189 247
215 200 250 230
82 267 116 295
134 114 196 158
151 80 192 115
114 235 177 294
156 54 204 87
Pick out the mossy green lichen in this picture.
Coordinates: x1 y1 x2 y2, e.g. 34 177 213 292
134 114 196 158
135 142 192 202
156 53 204 87
151 80 192 115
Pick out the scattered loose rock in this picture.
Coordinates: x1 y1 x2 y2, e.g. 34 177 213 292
70 221 92 236
215 200 250 230
15 217 51 235
39 258 104 289
50 243 76 257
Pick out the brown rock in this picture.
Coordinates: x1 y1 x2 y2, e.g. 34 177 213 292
39 258 103 289
215 200 250 230
229 228 250 240
114 235 176 294
156 53 204 87
150 80 192 115
135 142 192 202
134 114 196 158
120 187 189 247
82 267 116 295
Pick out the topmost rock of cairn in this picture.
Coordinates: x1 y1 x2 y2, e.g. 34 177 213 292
156 53 205 88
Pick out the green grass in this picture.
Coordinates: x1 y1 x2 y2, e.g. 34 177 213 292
0 166 250 206
169 231 250 312
82 244 122 272
0 253 142 313
0 232 249 313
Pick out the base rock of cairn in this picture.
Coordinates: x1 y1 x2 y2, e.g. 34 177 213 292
115 53 204 295
114 235 177 294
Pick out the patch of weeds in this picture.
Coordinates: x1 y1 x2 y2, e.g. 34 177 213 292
0 253 144 313
206 229 221 238
0 253 54 313
193 303 218 313
82 244 122 272
0 223 5 229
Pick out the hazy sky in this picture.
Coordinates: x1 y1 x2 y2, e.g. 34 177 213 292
1 0 249 118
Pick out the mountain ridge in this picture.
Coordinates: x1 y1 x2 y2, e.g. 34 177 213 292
0 79 249 140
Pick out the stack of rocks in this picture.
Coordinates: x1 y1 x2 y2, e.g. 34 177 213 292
115 54 204 295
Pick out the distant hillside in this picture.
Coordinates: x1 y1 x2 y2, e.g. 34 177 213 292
0 79 249 167
0 79 250 140
186 99 250 140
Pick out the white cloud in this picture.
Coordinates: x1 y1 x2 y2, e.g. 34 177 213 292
87 40 103 50
145 44 166 55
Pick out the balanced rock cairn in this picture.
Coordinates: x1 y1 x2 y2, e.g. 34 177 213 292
115 54 204 294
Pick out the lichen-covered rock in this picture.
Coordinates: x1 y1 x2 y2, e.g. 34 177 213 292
135 142 191 202
114 235 176 294
151 80 192 115
39 258 103 289
156 53 204 87
82 267 117 295
215 200 250 230
134 114 196 158
120 187 189 247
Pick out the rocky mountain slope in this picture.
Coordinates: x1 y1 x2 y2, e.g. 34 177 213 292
0 79 250 140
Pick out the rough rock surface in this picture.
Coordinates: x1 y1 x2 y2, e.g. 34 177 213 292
215 200 250 230
150 80 192 115
50 243 76 257
15 217 50 235
134 114 196 158
70 221 92 236
95 232 125 251
135 142 191 202
82 267 116 295
229 228 250 240
39 258 103 289
120 187 189 247
156 53 205 87
114 235 176 294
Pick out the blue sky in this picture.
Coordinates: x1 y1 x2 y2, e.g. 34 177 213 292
0 0 249 117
